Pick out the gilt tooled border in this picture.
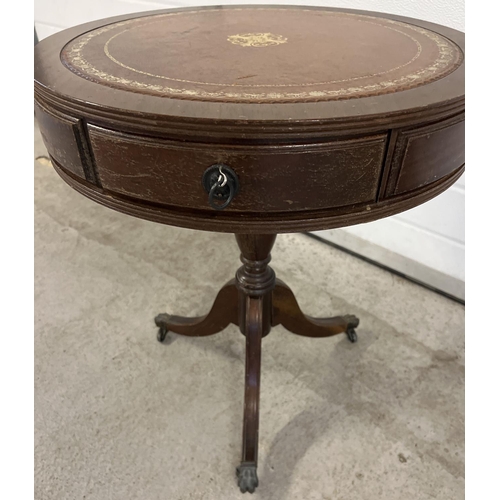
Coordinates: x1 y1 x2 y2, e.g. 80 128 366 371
60 8 463 104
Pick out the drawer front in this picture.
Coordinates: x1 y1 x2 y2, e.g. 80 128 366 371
88 124 387 213
383 114 465 198
34 101 93 182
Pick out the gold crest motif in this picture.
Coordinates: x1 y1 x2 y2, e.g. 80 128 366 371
227 33 287 47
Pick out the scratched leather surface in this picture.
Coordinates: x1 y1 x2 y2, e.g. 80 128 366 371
60 7 463 103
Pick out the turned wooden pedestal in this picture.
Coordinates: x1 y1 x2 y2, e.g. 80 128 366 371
154 234 358 492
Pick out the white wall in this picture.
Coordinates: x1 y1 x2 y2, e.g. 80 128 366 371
35 0 465 41
35 0 465 300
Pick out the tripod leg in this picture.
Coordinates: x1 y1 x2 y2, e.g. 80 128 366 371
154 279 238 341
234 233 276 493
272 278 359 342
236 295 263 493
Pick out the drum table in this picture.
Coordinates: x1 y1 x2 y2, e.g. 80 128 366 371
34 5 465 493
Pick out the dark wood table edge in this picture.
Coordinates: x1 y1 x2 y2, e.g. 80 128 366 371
34 5 465 128
35 83 465 142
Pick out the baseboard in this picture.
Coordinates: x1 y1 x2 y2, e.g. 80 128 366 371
309 230 465 303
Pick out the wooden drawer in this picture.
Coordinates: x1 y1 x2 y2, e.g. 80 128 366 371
34 101 94 182
383 114 465 198
87 125 387 213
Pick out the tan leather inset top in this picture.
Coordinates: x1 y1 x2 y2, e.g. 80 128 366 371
61 7 463 103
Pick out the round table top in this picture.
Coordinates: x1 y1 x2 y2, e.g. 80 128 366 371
60 7 461 104
34 5 465 234
35 5 464 128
